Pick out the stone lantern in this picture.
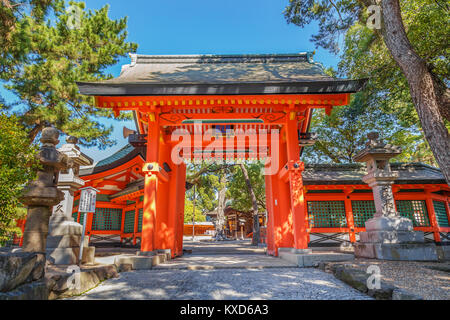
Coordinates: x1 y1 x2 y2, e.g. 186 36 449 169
46 136 95 265
20 127 68 253
353 132 438 260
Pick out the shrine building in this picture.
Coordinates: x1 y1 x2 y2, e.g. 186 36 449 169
15 53 449 255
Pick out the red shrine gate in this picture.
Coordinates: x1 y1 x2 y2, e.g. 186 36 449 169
77 53 366 257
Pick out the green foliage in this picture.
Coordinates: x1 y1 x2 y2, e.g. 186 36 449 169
227 162 266 213
184 161 266 221
0 113 39 244
302 93 435 164
339 0 449 127
185 162 230 214
285 0 449 165
184 199 206 223
1 0 138 148
284 0 363 54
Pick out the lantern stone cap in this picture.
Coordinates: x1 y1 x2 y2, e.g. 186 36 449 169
353 132 402 163
58 136 93 167
41 127 60 146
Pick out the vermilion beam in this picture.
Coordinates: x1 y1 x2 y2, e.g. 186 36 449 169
96 93 350 110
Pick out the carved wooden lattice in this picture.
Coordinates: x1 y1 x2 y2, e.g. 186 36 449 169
138 208 143 232
307 201 348 228
123 210 135 233
92 208 122 231
396 200 430 227
433 201 449 227
351 200 376 227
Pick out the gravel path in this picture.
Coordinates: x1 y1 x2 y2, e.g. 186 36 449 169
73 267 372 300
326 259 450 300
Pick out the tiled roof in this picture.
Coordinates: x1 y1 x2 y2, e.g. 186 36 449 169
97 144 135 167
79 144 144 176
77 53 366 96
302 162 446 185
104 53 333 83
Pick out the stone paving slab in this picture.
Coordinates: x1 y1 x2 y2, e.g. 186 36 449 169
72 267 372 300
153 254 297 270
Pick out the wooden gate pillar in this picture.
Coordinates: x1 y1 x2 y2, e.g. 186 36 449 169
166 152 186 258
141 112 161 252
273 134 295 253
175 163 187 257
284 112 308 250
153 140 173 252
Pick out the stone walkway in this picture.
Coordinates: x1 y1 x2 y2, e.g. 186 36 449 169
73 240 370 300
152 254 296 270
155 240 292 270
73 268 371 300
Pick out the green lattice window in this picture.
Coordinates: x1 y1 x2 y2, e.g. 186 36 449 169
307 201 347 228
396 200 430 227
72 212 78 222
137 209 143 232
92 208 122 231
352 200 376 227
79 212 85 225
123 210 135 233
433 201 449 227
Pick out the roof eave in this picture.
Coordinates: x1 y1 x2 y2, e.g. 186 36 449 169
76 79 367 97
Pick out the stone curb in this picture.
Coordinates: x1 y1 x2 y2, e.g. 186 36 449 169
318 262 423 300
7 250 175 300
45 264 119 300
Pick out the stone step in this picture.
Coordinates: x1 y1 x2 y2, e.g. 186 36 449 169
279 251 355 267
113 253 169 270
153 253 297 270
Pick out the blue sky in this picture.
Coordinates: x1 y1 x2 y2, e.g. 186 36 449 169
3 0 341 163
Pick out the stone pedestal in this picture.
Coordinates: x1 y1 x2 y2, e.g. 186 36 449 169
353 132 438 261
46 214 95 265
46 137 95 265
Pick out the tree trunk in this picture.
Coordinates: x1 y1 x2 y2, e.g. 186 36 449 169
380 0 450 185
192 184 196 241
215 173 227 240
28 123 43 143
239 163 260 246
